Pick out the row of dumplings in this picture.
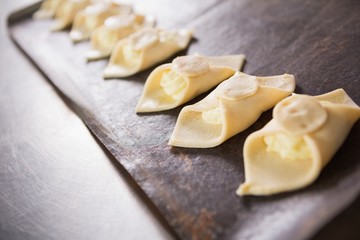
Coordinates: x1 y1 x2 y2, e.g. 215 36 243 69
140 55 360 195
34 0 360 195
34 0 193 77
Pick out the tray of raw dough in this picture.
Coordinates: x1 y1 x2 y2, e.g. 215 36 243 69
7 0 360 239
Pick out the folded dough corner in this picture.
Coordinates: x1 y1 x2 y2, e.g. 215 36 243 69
51 0 92 32
103 28 192 78
135 53 246 112
237 89 360 196
168 72 296 148
33 0 63 19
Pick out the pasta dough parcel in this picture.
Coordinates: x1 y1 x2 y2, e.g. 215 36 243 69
51 0 92 31
237 89 360 196
70 1 132 42
136 53 245 112
169 72 295 148
33 0 64 19
86 14 155 61
103 28 192 78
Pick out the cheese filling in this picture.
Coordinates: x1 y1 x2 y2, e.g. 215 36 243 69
122 44 142 67
160 70 186 100
97 30 116 51
263 133 312 160
85 17 99 29
202 107 222 124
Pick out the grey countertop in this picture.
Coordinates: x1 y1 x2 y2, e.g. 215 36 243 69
0 1 359 240
0 1 173 239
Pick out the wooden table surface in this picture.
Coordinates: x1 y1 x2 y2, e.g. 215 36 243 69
1 0 359 240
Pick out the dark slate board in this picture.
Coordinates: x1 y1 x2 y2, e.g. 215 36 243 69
8 0 360 239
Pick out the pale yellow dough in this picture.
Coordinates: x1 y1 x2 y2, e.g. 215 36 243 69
237 89 360 196
103 28 192 78
169 72 295 148
33 0 64 19
86 14 155 61
135 54 245 112
69 1 132 42
51 0 92 31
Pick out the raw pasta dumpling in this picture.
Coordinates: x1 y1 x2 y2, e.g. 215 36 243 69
169 72 295 148
237 89 360 196
51 0 92 31
136 53 245 112
70 1 132 42
86 14 155 61
103 28 192 78
33 0 64 19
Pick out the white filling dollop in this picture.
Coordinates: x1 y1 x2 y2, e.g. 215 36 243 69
122 44 141 67
202 107 222 124
264 133 312 160
160 70 186 100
